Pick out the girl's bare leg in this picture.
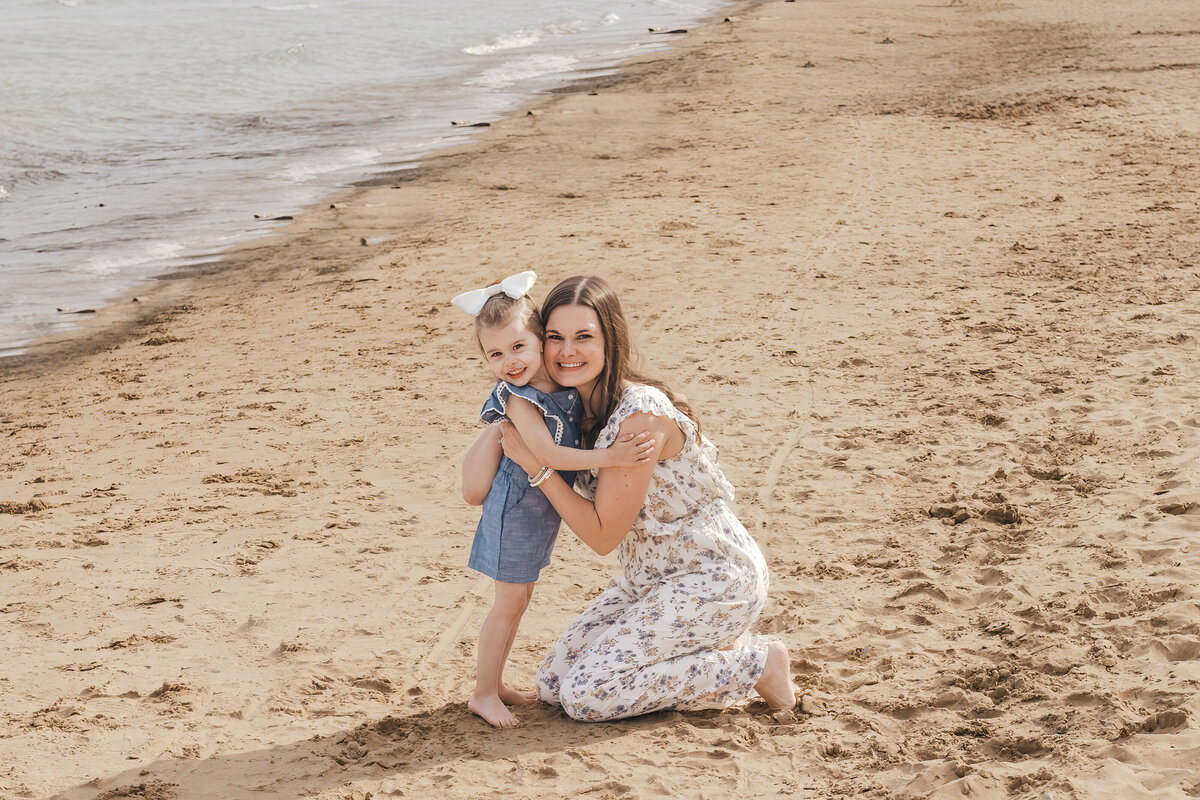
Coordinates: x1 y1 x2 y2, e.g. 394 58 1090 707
469 580 533 728
497 582 537 705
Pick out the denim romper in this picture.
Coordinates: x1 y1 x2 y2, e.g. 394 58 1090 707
468 381 583 584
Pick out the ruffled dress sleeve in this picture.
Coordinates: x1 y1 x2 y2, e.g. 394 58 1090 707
480 381 569 446
588 384 735 538
592 384 696 451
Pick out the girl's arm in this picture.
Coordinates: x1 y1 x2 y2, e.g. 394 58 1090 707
504 394 653 471
500 413 668 555
461 425 503 505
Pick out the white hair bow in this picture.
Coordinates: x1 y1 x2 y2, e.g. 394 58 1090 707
450 270 537 316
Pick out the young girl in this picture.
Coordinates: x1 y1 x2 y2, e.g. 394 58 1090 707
453 271 653 728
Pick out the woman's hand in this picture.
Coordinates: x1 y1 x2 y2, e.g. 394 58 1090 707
498 421 541 476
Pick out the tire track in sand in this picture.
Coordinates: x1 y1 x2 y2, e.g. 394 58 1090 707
414 574 491 683
756 118 876 539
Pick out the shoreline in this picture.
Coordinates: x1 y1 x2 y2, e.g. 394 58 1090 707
3 0 1200 797
0 4 750 375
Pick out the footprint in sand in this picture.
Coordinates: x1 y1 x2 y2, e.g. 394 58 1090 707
1130 635 1200 663
91 781 177 800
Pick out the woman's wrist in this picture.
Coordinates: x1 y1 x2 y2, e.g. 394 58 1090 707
528 466 554 487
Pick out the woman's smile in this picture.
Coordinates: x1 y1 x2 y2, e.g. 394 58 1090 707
544 305 605 390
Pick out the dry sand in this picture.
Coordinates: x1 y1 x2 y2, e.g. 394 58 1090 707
3 0 1200 796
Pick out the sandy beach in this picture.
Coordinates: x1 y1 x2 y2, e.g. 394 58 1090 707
3 0 1200 796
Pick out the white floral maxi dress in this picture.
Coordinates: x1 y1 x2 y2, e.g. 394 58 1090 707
535 384 770 721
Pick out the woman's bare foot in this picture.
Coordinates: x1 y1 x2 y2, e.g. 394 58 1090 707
468 693 521 728
498 684 538 705
755 641 797 711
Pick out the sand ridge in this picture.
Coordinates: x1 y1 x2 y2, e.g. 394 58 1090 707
2 0 1200 797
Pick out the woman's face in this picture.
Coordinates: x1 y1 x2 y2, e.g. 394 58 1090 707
544 303 605 391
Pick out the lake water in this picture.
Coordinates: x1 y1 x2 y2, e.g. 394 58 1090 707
0 0 722 356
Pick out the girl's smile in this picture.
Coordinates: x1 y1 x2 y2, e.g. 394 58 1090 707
478 317 546 389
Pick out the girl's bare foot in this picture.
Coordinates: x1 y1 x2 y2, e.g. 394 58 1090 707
498 684 538 705
755 641 797 711
468 693 521 728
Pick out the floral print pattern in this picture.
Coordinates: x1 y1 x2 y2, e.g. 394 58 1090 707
535 385 770 721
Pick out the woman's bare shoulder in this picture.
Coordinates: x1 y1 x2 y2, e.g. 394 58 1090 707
617 410 681 443
616 410 658 434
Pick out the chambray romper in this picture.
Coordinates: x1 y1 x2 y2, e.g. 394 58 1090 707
468 381 583 584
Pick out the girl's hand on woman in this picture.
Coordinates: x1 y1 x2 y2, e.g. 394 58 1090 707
606 431 657 467
498 421 539 475
500 421 655 475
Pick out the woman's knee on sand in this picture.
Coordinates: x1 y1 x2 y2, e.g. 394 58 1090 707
535 652 608 717
557 668 629 722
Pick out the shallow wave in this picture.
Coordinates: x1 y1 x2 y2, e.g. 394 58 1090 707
466 54 579 89
463 19 587 56
281 146 383 182
2 168 69 189
464 29 542 55
82 241 185 277
258 2 319 10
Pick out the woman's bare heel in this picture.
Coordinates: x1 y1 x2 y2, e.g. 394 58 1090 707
754 641 797 711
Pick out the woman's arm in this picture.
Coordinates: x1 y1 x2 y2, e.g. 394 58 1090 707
500 412 670 555
461 425 502 505
505 394 654 470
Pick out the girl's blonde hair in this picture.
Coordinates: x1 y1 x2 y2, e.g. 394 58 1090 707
474 292 544 350
540 275 700 445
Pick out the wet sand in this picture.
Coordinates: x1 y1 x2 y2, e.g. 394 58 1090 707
2 0 1199 797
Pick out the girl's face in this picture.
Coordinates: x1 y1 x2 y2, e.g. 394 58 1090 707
478 318 543 387
544 304 605 391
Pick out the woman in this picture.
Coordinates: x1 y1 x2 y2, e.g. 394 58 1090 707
498 275 795 722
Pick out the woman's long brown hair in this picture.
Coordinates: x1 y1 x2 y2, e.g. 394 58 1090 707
541 276 700 446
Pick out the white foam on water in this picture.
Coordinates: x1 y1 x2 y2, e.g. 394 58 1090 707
463 20 587 55
82 241 186 277
281 147 383 182
466 54 580 89
464 29 544 56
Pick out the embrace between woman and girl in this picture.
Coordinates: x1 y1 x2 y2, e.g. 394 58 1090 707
453 273 796 728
